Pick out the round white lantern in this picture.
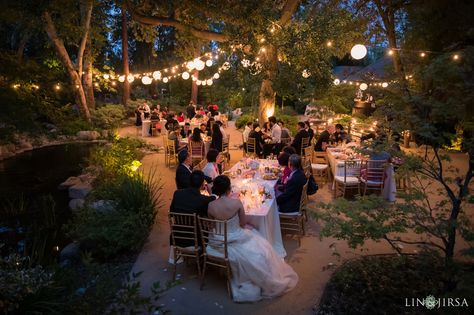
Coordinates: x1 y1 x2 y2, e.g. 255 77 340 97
118 75 125 82
182 72 190 80
194 59 205 71
205 59 213 67
359 83 368 90
302 69 311 78
141 76 152 85
201 80 207 86
207 79 213 85
222 62 231 70
351 44 367 60
333 78 340 85
162 77 169 83
152 71 161 80
103 74 110 80
196 80 202 85
127 74 135 83
382 82 388 88
186 61 195 71
213 73 220 79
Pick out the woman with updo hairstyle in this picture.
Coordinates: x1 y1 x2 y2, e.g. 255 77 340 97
206 175 298 302
277 152 291 186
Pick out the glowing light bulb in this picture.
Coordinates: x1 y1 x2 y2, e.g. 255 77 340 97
350 44 367 60
182 72 190 80
205 59 213 67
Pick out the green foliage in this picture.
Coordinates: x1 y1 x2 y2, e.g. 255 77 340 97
0 254 54 314
235 114 257 129
91 104 125 130
87 137 146 182
313 85 355 114
275 114 298 135
66 173 160 260
316 255 473 315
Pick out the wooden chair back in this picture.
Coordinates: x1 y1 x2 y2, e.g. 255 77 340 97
281 137 291 146
303 146 313 162
246 137 257 156
189 140 205 163
301 137 310 156
343 160 362 182
169 212 198 250
313 151 328 164
365 160 386 183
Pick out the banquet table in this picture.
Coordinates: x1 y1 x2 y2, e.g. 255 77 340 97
326 146 396 202
141 120 151 137
227 159 287 258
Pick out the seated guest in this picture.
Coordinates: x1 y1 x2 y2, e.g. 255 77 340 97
168 125 186 153
248 123 265 157
263 116 282 157
180 122 192 138
276 152 291 192
314 125 335 152
134 106 143 126
305 121 314 143
186 102 196 119
334 124 348 143
176 111 185 123
199 123 210 137
281 145 297 155
143 102 151 119
175 150 193 189
210 123 223 152
202 149 222 191
242 121 253 151
291 122 309 155
188 128 205 157
217 121 227 138
279 120 291 139
277 154 307 213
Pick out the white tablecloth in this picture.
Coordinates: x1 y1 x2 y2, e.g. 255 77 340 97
141 120 151 137
326 147 396 202
228 160 287 257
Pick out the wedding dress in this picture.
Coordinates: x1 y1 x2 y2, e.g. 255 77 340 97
206 214 298 302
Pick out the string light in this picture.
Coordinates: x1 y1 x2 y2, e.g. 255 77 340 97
453 54 460 61
420 52 426 57
55 84 61 90
13 84 20 89
326 41 332 47
388 49 394 55
103 74 109 79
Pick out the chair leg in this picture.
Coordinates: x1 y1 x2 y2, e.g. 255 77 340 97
195 253 201 277
200 257 207 290
226 262 233 299
173 248 178 280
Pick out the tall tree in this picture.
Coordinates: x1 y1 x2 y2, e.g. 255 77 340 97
42 0 93 121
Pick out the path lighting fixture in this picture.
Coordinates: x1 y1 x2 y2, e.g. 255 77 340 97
350 44 367 60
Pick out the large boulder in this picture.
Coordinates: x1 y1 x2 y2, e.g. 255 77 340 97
58 176 81 190
59 242 81 267
69 182 92 199
69 198 85 211
76 130 100 140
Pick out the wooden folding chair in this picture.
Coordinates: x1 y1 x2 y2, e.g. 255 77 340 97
164 136 178 167
198 216 233 299
300 137 310 156
279 180 308 246
169 212 201 280
246 137 257 157
361 160 387 196
189 140 205 165
311 151 329 183
334 160 362 198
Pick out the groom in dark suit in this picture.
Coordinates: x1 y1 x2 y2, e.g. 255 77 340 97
277 154 307 213
170 170 216 247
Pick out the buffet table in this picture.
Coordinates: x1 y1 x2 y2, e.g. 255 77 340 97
227 159 287 257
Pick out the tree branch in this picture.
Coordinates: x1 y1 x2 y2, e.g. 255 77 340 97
386 237 447 253
279 0 301 26
77 1 93 77
125 0 228 42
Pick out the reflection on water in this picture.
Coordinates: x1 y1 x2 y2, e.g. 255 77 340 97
0 143 98 264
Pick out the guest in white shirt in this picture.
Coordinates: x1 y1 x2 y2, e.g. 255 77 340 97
243 121 252 142
269 116 281 144
202 149 222 191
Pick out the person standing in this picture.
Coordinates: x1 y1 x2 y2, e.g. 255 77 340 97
305 121 314 143
186 101 196 119
314 125 335 152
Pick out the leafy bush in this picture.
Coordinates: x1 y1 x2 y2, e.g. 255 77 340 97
66 173 160 259
235 114 257 129
87 137 145 182
91 104 125 130
0 254 54 313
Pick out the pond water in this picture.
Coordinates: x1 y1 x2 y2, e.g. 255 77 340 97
0 142 98 264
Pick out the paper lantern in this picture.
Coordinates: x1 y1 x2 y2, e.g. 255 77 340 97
213 73 220 79
382 82 388 88
333 79 340 85
359 83 368 90
196 80 202 85
162 77 169 83
118 75 125 82
186 61 195 70
194 59 205 71
201 80 207 86
206 79 213 85
152 71 161 80
103 74 109 79
182 72 190 80
350 44 367 60
127 74 135 83
141 76 152 85
205 59 213 67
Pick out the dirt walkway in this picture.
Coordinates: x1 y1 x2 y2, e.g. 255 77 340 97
117 122 471 315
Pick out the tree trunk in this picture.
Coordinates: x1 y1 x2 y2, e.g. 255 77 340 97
258 45 278 123
83 45 95 109
121 6 130 106
42 11 91 122
17 34 29 62
445 200 461 261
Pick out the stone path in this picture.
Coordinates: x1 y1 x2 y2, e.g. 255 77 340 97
117 121 471 315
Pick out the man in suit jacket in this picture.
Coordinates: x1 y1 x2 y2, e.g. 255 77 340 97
291 122 309 155
176 150 193 189
170 170 216 247
277 154 307 213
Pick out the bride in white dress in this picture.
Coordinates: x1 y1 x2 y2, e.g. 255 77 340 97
207 175 298 302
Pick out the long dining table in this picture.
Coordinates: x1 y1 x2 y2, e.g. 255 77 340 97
227 159 287 258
